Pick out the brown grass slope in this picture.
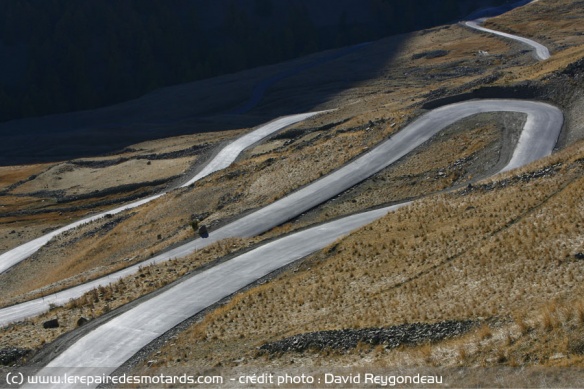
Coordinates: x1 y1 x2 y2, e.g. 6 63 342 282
1 0 584 380
122 0 584 380
130 132 584 384
0 112 508 351
0 20 518 305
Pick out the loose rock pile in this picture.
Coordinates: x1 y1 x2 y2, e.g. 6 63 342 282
461 164 563 195
259 320 475 354
0 348 30 366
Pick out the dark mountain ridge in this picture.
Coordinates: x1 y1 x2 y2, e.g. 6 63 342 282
0 0 509 124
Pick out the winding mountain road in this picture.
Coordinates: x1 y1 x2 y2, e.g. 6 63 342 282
464 19 550 60
1 0 550 276
0 112 322 275
17 98 563 389
1 4 564 387
0 99 562 325
0 0 552 307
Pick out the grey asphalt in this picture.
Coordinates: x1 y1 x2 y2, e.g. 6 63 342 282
0 112 322 275
10 10 564 386
464 20 550 60
0 100 562 328
27 205 404 389
1 97 562 389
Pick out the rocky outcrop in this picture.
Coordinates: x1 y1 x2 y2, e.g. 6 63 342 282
0 348 31 366
76 317 89 327
42 318 60 329
259 320 475 354
412 50 449 60
460 164 563 195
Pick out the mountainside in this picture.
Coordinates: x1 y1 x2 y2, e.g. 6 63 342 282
1 0 584 387
0 0 507 125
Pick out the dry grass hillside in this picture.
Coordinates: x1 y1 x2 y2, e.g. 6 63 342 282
131 135 584 385
0 14 523 305
0 128 244 253
0 112 511 351
123 0 584 383
1 0 584 384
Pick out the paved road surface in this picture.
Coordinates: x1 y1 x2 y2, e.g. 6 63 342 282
464 20 550 60
22 98 563 388
0 112 321 275
3 11 562 386
1 99 562 327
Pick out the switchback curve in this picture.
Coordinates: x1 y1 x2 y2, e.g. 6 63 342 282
0 99 563 327
19 99 563 389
